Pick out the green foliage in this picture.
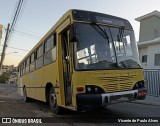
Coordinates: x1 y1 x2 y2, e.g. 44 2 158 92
0 73 9 83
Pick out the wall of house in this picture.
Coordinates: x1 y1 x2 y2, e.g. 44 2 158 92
139 47 148 69
147 44 160 69
139 16 160 42
139 43 160 69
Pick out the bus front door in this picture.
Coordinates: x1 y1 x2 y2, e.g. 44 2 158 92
61 29 72 106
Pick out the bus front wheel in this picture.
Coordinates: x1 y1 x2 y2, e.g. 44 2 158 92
49 87 62 114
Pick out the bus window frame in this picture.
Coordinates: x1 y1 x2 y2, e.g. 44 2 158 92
30 52 36 72
25 57 30 74
35 44 44 70
44 33 57 66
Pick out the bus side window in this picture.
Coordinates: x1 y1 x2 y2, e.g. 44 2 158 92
21 63 23 76
54 33 56 46
25 57 30 74
44 33 56 65
36 44 44 69
19 65 21 77
22 63 24 76
30 53 35 72
52 33 57 62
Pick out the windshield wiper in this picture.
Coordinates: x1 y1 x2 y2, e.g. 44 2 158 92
108 26 118 67
90 22 118 67
117 26 125 42
90 21 109 41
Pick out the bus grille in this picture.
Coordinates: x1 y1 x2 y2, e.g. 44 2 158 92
101 75 135 92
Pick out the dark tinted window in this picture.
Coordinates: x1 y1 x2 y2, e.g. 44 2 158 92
35 45 44 69
31 53 35 63
36 57 43 69
44 51 52 65
37 45 43 58
30 53 35 72
44 35 54 52
44 33 56 65
155 54 160 66
72 10 132 29
26 58 30 66
142 55 147 63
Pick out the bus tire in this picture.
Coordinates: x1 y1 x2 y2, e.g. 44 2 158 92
23 87 30 102
138 96 146 100
49 87 62 115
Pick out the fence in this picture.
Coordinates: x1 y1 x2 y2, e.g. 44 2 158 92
143 69 160 97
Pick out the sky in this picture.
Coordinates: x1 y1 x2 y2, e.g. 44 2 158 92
0 0 160 66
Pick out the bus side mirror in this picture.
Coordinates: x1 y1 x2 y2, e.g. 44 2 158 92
70 25 78 42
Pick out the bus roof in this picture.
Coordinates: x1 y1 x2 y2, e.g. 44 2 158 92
72 9 132 29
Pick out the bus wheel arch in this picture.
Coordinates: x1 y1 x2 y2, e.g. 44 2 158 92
23 85 30 102
46 84 63 114
45 83 53 102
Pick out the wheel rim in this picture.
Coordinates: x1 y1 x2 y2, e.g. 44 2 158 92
50 92 57 109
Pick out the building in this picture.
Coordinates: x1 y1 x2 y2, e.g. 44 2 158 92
8 72 18 84
0 65 18 84
0 65 17 75
135 10 160 69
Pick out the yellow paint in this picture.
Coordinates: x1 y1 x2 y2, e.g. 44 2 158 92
17 10 144 111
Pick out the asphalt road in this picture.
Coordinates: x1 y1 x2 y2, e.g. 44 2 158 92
0 84 160 126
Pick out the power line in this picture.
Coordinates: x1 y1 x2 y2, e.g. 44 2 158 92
0 45 29 52
13 30 41 38
9 0 26 42
0 53 24 57
10 1 19 24
16 27 43 36
3 25 42 39
10 0 23 33
0 0 27 68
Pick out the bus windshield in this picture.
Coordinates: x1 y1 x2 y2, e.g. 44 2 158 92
73 23 141 70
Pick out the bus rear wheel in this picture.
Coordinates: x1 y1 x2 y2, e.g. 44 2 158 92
23 87 30 102
49 87 62 115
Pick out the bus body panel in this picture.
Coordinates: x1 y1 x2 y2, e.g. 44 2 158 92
84 69 144 92
43 62 60 103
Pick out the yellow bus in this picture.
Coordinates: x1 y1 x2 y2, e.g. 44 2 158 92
17 9 147 114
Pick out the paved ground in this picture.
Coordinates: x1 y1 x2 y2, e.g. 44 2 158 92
133 95 160 107
0 84 160 126
0 84 52 117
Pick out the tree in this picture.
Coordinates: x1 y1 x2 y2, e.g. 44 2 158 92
0 73 9 83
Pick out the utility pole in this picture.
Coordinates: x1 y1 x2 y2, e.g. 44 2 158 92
0 24 3 44
0 23 10 72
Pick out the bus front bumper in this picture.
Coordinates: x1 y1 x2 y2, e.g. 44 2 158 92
76 89 147 111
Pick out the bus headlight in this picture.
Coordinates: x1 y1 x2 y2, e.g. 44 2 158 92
87 87 92 92
133 80 146 89
94 87 98 92
85 85 104 94
136 83 139 88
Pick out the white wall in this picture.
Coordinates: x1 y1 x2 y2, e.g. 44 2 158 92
138 43 160 69
147 44 160 69
139 16 160 42
139 47 148 69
